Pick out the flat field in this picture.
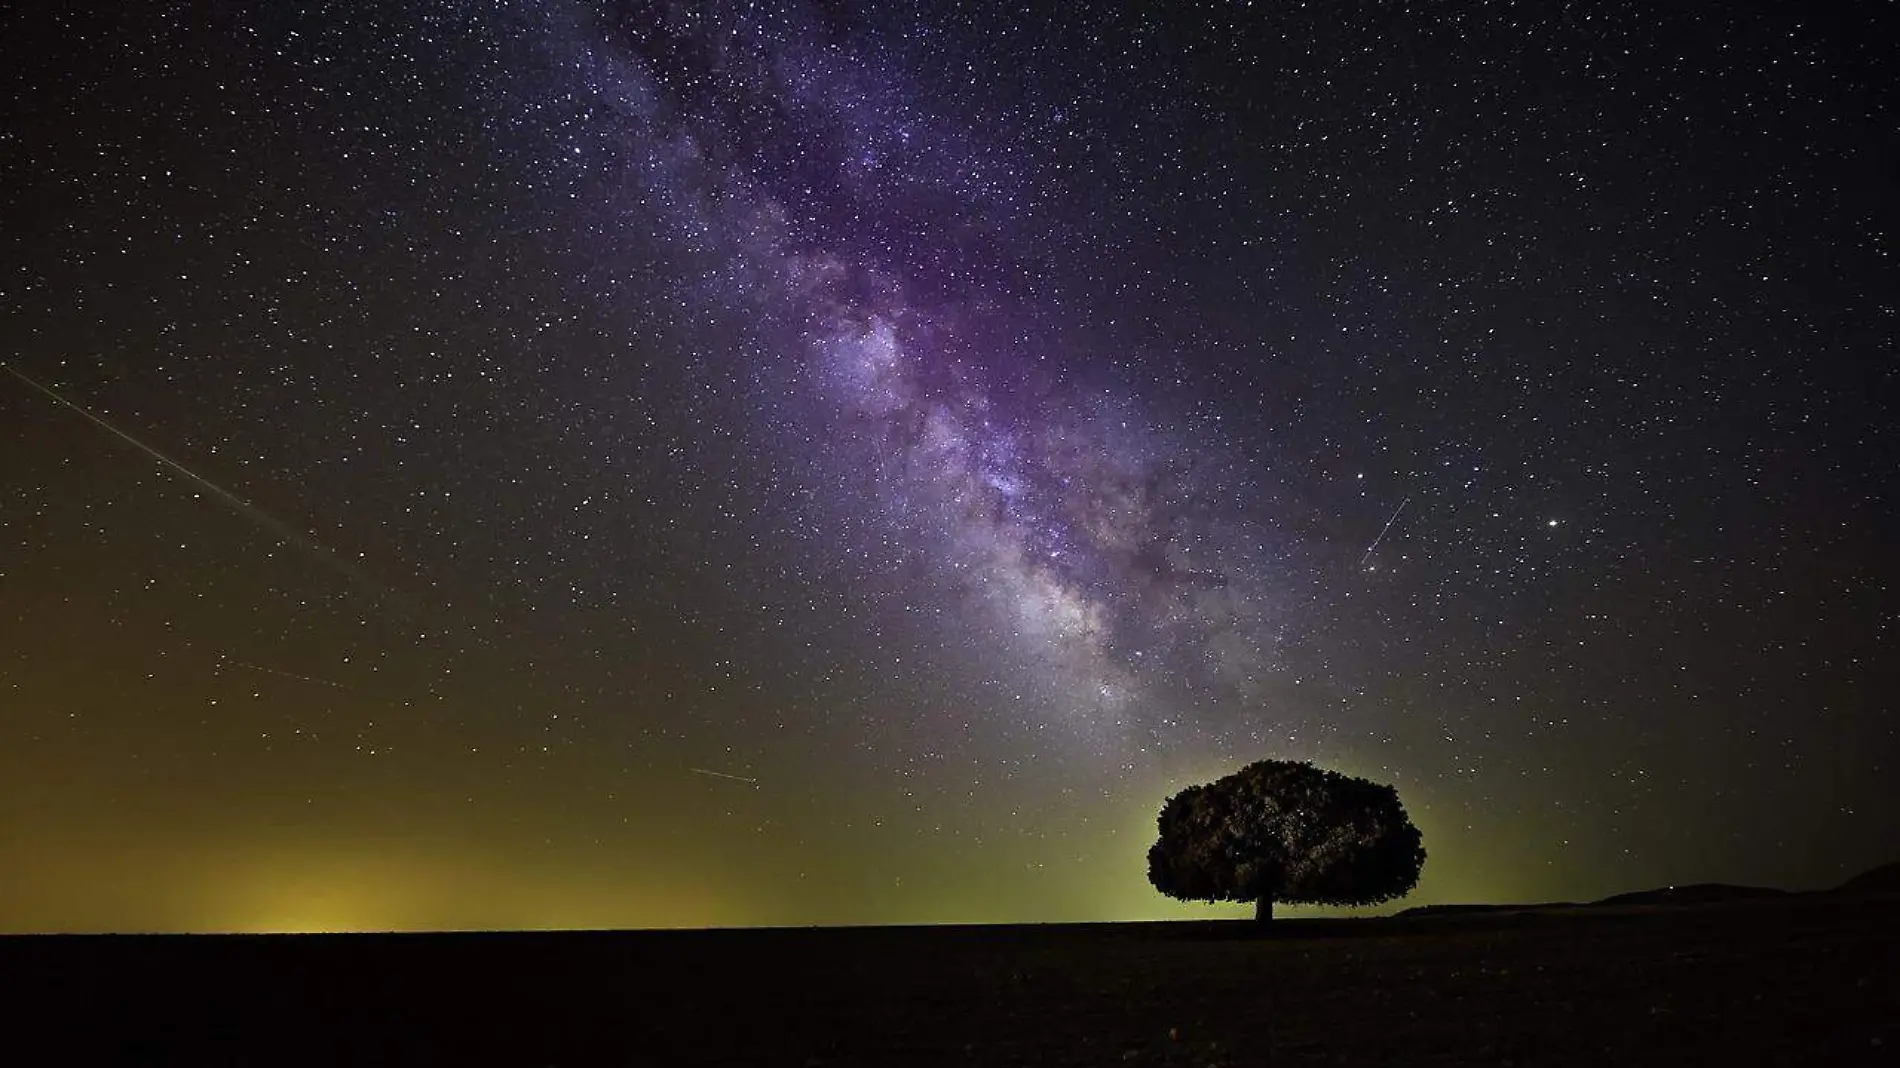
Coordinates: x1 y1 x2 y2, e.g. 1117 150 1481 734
6 892 1893 1066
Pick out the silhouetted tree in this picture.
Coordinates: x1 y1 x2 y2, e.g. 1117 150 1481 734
1147 759 1425 923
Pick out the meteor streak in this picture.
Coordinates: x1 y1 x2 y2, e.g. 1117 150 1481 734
222 657 353 690
4 362 369 584
689 767 759 785
1359 495 1411 568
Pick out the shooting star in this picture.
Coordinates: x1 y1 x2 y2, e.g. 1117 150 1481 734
1359 495 1411 568
4 362 372 585
689 767 759 785
221 657 353 690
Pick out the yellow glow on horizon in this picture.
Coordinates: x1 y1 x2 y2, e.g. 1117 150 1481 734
159 840 756 934
1 752 1543 934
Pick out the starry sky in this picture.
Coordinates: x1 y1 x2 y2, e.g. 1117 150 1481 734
2 1 1892 933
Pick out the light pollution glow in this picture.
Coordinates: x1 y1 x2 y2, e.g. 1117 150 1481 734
3 766 1517 933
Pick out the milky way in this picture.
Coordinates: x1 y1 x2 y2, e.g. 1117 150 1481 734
481 2 1298 737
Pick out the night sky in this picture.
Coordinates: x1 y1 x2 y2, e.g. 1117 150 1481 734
3 2 1892 933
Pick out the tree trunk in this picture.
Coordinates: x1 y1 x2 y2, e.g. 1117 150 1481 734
1254 896 1274 924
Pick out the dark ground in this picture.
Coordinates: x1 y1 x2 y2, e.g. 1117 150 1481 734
7 891 1895 1066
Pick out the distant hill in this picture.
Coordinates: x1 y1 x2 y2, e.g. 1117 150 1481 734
1394 860 1900 918
1833 859 1900 895
1592 884 1789 907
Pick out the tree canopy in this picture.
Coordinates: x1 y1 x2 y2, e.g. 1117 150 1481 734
1147 759 1426 921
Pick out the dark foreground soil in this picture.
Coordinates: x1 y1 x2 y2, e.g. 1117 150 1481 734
6 892 1895 1066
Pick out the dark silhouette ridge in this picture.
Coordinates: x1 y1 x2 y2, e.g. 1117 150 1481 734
1834 859 1900 895
1594 883 1789 907
1391 858 1900 919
